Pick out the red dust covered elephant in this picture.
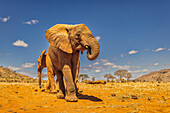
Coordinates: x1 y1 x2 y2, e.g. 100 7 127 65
44 24 100 102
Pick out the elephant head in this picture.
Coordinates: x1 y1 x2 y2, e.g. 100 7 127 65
45 24 100 61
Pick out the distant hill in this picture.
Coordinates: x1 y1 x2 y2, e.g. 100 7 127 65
136 69 170 82
0 66 41 83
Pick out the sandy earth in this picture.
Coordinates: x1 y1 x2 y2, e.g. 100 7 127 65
0 82 169 113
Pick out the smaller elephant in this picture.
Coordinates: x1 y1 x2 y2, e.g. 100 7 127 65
37 50 57 93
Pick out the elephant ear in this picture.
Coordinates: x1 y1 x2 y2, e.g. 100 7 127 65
45 24 73 54
38 50 46 67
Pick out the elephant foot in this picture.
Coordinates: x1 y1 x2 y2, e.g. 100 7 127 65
45 89 51 93
50 89 58 94
57 90 65 99
65 90 78 102
65 95 78 102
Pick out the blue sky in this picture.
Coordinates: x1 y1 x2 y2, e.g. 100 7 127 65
0 0 170 80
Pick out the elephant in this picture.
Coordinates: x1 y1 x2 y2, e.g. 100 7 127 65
37 50 57 93
45 24 100 102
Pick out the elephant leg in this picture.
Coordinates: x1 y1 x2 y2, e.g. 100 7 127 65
72 57 80 96
62 65 78 102
45 78 51 92
37 68 42 89
56 71 65 99
48 69 57 93
46 54 57 93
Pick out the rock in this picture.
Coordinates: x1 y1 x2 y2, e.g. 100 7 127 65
15 91 18 94
24 109 28 111
41 89 45 92
111 93 116 97
20 107 24 110
0 105 2 107
131 95 138 99
8 110 13 112
162 96 167 101
18 96 23 99
148 97 151 100
35 89 38 91
43 106 49 108
36 105 42 108
122 95 130 99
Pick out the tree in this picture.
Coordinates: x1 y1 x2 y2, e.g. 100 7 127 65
79 74 89 81
114 69 131 82
124 73 132 82
104 73 115 82
92 77 95 81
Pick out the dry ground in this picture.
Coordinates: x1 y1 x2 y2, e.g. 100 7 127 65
0 82 169 113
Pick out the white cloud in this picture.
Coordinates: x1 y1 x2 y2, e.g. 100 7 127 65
13 40 28 47
128 50 138 54
95 36 101 41
8 62 35 71
0 16 10 22
22 63 36 68
95 70 101 73
23 19 39 25
112 65 123 69
100 59 109 63
103 62 115 66
89 65 92 67
8 66 22 71
112 58 117 60
93 66 102 69
112 64 141 69
130 69 149 74
93 62 100 65
120 54 124 58
154 48 165 52
153 63 159 66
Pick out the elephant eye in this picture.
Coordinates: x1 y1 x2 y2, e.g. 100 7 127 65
76 33 80 37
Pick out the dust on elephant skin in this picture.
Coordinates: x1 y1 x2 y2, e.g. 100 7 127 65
43 24 100 102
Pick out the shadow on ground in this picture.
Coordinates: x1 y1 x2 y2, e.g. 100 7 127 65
78 93 103 102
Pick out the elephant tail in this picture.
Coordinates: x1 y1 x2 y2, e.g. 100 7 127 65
37 50 47 89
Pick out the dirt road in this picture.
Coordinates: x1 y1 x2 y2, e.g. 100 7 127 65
0 82 169 113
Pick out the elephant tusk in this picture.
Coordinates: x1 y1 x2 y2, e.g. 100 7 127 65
85 45 88 49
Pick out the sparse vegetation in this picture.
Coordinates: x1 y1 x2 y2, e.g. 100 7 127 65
79 74 89 82
136 69 170 82
0 66 46 83
104 73 116 82
92 77 95 81
114 69 131 83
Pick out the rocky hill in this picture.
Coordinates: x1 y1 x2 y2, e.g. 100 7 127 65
0 66 39 83
136 69 170 82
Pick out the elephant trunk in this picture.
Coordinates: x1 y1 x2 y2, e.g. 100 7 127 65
87 37 100 61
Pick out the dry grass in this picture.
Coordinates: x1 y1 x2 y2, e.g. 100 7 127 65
0 82 169 113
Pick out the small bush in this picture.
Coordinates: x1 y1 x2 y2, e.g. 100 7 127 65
120 78 126 83
110 80 115 83
132 80 136 82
